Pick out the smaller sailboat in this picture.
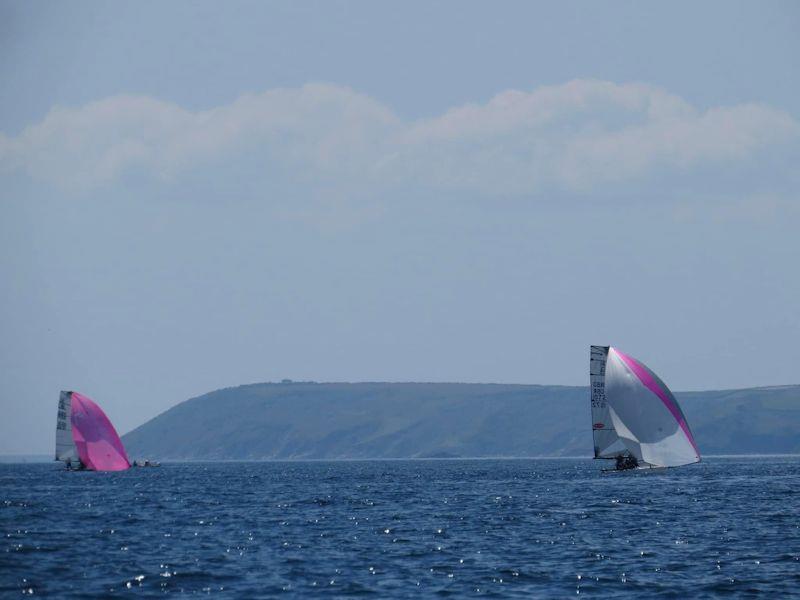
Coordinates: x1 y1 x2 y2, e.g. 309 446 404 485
56 391 131 471
590 346 700 471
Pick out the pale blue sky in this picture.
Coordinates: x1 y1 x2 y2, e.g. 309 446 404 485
1 1 799 454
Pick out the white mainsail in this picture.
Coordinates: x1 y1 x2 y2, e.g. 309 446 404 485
55 390 79 463
590 346 700 468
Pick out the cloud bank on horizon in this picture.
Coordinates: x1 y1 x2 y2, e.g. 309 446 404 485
2 79 798 195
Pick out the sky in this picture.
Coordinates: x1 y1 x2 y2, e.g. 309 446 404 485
1 0 799 454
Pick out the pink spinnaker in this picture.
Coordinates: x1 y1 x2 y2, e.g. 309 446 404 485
70 392 130 471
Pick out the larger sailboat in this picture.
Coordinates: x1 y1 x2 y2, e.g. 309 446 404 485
590 346 700 471
56 391 130 471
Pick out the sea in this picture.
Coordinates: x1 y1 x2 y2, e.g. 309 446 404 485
1 457 798 597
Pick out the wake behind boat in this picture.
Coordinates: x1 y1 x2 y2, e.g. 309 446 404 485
589 346 700 472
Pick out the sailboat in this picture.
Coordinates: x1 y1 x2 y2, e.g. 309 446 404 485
590 346 700 471
55 391 131 471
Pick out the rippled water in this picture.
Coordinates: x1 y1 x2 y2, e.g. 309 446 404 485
2 458 799 597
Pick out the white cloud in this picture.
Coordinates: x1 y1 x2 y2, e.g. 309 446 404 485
1 80 797 193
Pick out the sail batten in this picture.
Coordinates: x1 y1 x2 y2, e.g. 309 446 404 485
590 346 700 469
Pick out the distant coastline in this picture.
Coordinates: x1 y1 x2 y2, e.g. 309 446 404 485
121 382 800 461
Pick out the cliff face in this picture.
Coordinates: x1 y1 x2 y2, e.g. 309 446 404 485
122 382 800 460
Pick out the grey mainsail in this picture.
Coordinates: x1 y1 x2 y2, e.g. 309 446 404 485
590 345 627 458
55 391 78 463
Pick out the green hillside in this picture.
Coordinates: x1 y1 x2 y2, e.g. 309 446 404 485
122 382 800 460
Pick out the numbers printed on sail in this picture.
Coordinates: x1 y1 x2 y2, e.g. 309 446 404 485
591 381 606 407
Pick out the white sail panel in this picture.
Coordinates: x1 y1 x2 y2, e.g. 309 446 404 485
590 346 626 458
55 391 78 462
604 348 700 468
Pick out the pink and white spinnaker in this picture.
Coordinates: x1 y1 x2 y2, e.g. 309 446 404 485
590 346 700 469
55 391 131 471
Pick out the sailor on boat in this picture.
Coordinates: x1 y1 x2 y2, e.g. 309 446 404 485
614 454 639 471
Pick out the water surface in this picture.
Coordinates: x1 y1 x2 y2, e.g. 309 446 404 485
2 458 798 597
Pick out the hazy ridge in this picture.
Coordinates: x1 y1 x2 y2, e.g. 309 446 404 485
122 382 800 460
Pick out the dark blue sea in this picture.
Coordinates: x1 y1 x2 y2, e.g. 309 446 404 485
2 457 799 597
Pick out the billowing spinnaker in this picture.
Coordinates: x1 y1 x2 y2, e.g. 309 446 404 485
590 346 627 458
56 391 130 471
604 348 700 468
55 391 78 462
